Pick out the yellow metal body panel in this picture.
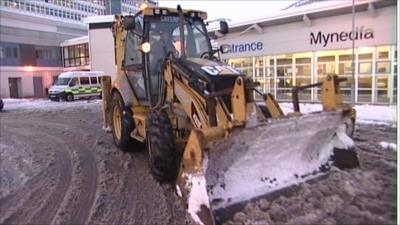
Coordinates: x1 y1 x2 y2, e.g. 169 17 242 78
132 107 149 141
231 77 247 126
101 76 112 129
264 93 284 118
321 74 343 111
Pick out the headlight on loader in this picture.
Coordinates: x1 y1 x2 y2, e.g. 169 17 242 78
140 42 151 53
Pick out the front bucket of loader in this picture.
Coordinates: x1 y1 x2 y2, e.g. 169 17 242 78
205 111 356 213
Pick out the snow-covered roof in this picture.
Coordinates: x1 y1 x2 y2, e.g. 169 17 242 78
83 15 116 24
283 0 329 10
209 0 395 33
60 36 89 47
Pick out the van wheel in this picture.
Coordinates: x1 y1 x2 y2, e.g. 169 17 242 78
147 109 179 183
66 94 74 102
111 91 143 152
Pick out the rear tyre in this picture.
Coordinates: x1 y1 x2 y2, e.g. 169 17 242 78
111 91 143 152
147 110 179 183
66 93 74 102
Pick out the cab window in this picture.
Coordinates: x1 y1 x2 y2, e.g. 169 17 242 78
124 16 146 101
80 77 90 85
90 77 98 84
69 77 78 86
124 17 143 67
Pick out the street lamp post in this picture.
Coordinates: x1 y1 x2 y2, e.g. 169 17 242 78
351 0 356 105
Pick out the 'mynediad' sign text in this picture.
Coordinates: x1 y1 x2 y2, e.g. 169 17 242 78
310 26 374 47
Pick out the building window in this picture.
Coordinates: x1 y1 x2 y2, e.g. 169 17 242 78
225 45 396 104
63 43 90 68
294 55 312 100
356 49 374 103
0 46 18 58
12 47 18 58
376 61 391 74
276 56 293 100
358 62 372 74
378 51 389 59
229 58 253 76
317 56 335 78
254 57 264 100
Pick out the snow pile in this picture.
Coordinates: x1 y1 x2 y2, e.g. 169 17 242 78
182 156 211 225
206 112 348 209
279 103 397 125
379 142 397 151
353 104 397 125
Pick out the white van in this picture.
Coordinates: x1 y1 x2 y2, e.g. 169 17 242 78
49 71 104 101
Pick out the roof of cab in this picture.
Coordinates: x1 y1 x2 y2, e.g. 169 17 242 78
141 6 207 20
84 6 207 25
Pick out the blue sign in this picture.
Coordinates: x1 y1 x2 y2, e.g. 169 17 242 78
227 42 263 53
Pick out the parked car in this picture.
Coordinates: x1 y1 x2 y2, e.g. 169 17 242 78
0 98 3 111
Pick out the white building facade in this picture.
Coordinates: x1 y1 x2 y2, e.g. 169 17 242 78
217 0 397 104
0 10 87 98
0 0 155 98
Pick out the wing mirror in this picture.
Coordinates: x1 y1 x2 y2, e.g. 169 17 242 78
123 16 135 30
219 21 229 34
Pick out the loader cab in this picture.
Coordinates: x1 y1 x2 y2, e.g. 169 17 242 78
121 7 214 106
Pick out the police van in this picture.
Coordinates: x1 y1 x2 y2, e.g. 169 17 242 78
49 71 104 101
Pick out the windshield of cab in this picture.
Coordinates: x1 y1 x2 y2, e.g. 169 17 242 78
146 15 212 104
54 77 71 86
148 16 211 59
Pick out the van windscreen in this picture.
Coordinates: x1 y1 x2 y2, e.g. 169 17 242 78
54 77 71 85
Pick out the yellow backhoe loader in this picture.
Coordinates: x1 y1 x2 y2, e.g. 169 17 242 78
101 5 359 225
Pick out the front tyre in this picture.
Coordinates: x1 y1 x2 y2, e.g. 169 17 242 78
111 91 143 152
147 110 179 183
66 93 74 102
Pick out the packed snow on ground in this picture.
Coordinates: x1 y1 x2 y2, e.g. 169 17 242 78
2 98 397 125
2 98 102 113
279 102 397 125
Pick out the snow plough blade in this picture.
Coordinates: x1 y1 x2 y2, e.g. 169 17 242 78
205 111 355 213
